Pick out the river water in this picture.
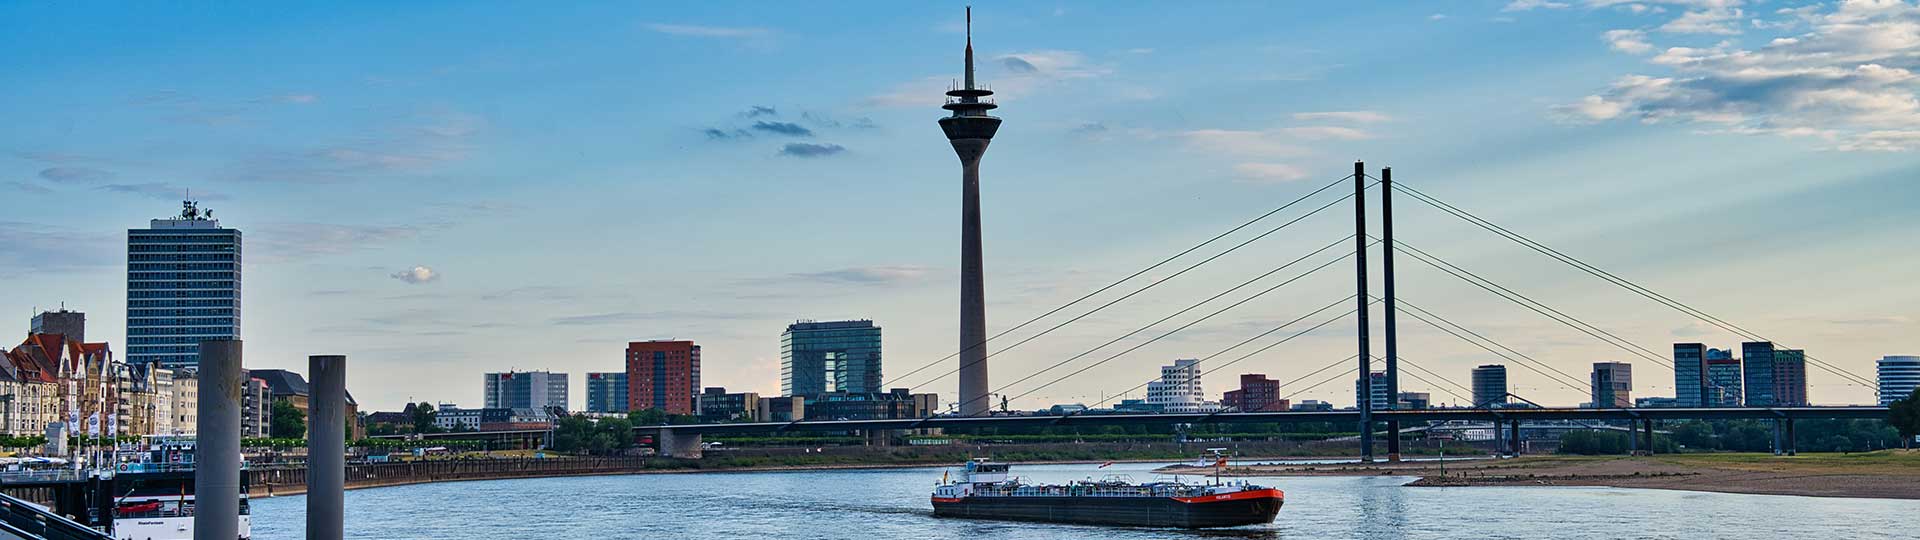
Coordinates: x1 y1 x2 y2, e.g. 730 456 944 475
249 461 1916 539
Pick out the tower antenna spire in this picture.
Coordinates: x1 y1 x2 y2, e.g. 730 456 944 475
964 6 975 90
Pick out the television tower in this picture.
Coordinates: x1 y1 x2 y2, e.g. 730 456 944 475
940 7 1001 417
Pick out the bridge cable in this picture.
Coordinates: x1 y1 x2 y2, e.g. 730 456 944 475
1381 354 1475 406
892 179 1362 390
963 243 1369 414
1388 297 1594 393
882 174 1355 388
1387 179 1876 390
1382 239 1675 370
1075 297 1363 411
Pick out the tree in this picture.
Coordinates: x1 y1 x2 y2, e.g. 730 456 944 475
408 402 442 434
270 399 306 439
1890 389 1920 449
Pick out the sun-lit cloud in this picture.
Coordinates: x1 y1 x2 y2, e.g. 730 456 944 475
390 265 440 284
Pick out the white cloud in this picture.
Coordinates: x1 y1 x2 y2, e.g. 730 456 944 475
1430 13 1449 21
1293 111 1393 123
1504 0 1572 12
643 23 770 38
1233 163 1311 183
1180 129 1311 157
1560 2 1920 151
1604 29 1655 54
1661 6 1746 34
390 265 440 284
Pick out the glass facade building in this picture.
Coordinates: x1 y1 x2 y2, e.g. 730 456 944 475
126 202 241 369
1742 341 1808 407
1673 343 1707 407
1706 350 1743 407
585 372 630 413
1471 364 1508 407
781 320 882 397
1878 356 1920 406
483 371 569 410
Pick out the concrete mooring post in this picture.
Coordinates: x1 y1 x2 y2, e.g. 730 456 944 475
308 355 347 540
194 339 243 540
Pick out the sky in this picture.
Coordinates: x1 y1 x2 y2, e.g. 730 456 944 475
2 1 1915 413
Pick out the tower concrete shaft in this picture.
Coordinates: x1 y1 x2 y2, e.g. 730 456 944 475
941 8 1001 416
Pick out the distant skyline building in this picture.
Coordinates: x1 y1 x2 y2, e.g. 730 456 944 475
781 320 882 397
1590 362 1633 408
30 308 85 343
1221 373 1286 412
585 372 629 413
1397 392 1431 410
482 371 568 410
625 340 700 415
1472 364 1508 407
940 9 1002 417
1674 343 1708 407
1706 349 1743 407
1146 359 1218 413
126 200 241 369
1742 341 1808 406
1878 355 1920 406
1355 371 1390 411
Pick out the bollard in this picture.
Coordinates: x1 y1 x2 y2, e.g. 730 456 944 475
308 355 347 540
194 339 243 540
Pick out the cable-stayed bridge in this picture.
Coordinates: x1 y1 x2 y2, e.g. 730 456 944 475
391 161 1892 461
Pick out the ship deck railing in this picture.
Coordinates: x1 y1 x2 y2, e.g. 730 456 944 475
971 485 1211 498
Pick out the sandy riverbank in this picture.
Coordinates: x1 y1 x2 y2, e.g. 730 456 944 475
1156 450 1920 500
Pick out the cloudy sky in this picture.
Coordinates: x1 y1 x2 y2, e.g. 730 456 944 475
3 1 1914 412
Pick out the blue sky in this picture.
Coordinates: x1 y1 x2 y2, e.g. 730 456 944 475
2 1 1915 412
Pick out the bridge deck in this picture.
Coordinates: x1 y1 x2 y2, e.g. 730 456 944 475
371 407 1887 440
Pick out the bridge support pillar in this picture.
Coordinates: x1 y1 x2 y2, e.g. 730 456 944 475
660 429 703 459
1627 421 1639 455
1491 420 1504 457
1642 420 1655 456
866 429 893 447
1772 419 1784 456
1508 420 1521 456
1785 419 1797 456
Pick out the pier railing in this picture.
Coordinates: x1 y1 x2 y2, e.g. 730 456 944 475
0 492 111 540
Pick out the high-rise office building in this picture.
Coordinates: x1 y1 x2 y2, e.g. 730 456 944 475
1472 365 1508 407
1221 374 1286 412
1146 359 1217 413
1774 349 1807 406
1742 342 1777 406
1673 343 1707 407
483 371 569 410
1878 355 1920 406
1355 371 1390 411
1706 349 1743 407
30 308 85 343
1590 362 1633 408
781 320 882 397
126 200 241 369
585 372 630 413
1742 342 1808 406
625 340 700 415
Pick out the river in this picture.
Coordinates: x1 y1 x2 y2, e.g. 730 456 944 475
249 461 1916 539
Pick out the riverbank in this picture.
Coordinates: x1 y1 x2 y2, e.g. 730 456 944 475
1156 450 1920 499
